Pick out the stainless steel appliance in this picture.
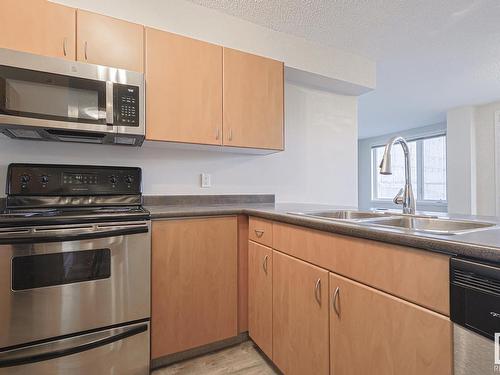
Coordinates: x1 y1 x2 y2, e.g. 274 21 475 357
0 48 145 146
451 257 500 375
0 164 151 374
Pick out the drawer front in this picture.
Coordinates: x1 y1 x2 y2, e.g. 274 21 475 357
249 217 273 247
273 222 450 316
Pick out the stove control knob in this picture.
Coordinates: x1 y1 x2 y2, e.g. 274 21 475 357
20 174 30 184
40 175 49 184
109 175 118 185
124 175 134 184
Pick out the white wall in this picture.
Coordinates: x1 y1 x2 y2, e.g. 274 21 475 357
446 101 500 216
447 106 476 215
475 102 499 216
358 123 446 211
51 0 375 92
0 83 358 204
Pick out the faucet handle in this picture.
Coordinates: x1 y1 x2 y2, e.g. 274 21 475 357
393 188 404 205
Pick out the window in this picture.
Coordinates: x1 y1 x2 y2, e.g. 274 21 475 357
371 135 447 206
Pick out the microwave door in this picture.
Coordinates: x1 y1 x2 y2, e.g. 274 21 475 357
0 65 114 134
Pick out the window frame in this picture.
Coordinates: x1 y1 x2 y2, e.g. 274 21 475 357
370 134 447 212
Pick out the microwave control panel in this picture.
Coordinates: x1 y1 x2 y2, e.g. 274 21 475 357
114 84 139 127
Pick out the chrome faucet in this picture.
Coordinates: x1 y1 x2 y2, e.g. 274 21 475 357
379 136 416 214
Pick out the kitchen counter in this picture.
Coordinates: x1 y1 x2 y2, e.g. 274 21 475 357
145 197 500 264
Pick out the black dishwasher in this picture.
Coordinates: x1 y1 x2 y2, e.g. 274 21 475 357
450 257 500 375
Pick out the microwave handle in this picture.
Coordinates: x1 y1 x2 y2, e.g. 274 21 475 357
106 81 114 125
0 77 6 111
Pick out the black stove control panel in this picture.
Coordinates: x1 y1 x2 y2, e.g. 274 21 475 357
7 164 142 196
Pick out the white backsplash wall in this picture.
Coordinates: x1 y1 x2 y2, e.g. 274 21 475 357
0 83 358 205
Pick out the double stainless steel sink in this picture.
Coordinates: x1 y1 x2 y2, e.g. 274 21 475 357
290 210 496 235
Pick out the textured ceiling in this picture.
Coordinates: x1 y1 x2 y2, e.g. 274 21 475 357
186 0 500 138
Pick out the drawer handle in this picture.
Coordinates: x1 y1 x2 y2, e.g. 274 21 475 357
262 254 269 274
332 287 341 316
254 229 265 238
314 278 322 305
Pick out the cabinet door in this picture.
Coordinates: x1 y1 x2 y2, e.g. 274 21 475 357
248 241 273 358
145 28 223 145
273 251 329 375
0 0 75 59
77 10 143 71
151 217 238 358
330 272 452 375
223 48 284 150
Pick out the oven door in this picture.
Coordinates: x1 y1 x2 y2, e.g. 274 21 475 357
0 321 149 375
0 221 150 349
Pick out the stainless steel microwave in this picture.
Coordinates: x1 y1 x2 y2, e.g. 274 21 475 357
0 48 145 146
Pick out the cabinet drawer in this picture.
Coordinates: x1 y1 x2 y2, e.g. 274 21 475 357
273 222 450 316
249 217 273 247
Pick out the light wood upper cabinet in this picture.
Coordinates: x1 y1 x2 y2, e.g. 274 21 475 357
329 272 452 375
0 0 75 59
223 48 284 150
145 28 223 145
76 10 143 71
273 251 329 375
248 241 273 359
151 217 238 359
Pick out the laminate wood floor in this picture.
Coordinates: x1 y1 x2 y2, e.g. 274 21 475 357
152 341 279 375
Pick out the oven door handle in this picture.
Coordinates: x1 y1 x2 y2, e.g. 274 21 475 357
32 222 149 239
0 222 149 243
0 321 148 368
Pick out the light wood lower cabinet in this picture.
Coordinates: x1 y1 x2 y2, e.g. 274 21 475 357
273 251 329 375
151 217 238 359
248 241 273 359
329 272 453 375
273 222 450 316
0 0 75 60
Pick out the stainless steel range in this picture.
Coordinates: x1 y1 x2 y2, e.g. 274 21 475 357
0 164 150 374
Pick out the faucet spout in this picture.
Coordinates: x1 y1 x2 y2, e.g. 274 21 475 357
379 136 416 214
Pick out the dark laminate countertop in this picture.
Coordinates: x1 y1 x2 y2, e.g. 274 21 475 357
145 199 500 264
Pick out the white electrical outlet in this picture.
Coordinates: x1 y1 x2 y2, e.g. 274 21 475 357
201 173 212 188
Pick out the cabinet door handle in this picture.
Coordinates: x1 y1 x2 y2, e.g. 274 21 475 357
228 128 233 141
84 41 88 60
254 229 264 238
332 287 341 316
314 278 322 305
216 128 220 140
262 254 269 274
63 37 67 56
